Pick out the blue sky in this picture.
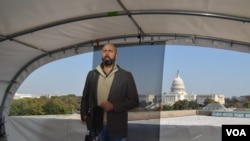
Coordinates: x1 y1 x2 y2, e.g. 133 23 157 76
93 45 165 95
17 45 250 98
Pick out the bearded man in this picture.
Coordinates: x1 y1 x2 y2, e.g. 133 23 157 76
81 43 139 141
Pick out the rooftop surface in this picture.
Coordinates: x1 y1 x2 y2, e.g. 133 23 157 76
129 115 250 126
32 113 250 127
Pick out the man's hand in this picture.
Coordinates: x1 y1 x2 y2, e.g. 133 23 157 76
100 101 114 112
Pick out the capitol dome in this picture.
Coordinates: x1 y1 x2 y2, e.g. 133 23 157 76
170 70 187 95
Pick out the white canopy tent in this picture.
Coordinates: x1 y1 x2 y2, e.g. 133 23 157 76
1 0 250 140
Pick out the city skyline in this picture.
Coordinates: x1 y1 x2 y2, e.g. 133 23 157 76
17 45 250 97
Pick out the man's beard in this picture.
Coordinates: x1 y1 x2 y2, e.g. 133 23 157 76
102 57 115 66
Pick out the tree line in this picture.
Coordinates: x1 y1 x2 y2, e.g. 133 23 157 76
141 97 250 111
9 94 81 116
9 94 250 116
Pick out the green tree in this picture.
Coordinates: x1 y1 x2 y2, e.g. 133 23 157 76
162 105 173 111
30 99 45 115
224 97 239 108
9 99 31 116
234 102 243 108
61 94 80 113
43 98 67 115
9 99 21 116
173 100 189 110
243 101 250 108
9 94 83 116
203 98 217 106
188 100 198 109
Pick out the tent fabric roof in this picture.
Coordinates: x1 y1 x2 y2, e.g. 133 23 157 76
1 0 250 117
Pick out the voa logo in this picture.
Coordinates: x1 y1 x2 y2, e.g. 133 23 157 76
226 129 246 136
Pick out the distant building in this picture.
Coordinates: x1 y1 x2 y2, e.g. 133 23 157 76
139 94 156 104
238 95 250 101
139 70 225 108
196 94 225 105
14 93 34 99
14 93 65 99
161 70 197 105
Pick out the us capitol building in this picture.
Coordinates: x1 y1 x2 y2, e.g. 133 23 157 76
139 71 225 108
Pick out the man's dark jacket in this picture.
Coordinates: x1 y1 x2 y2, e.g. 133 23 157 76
81 66 139 138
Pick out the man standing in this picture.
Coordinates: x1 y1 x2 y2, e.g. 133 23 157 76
81 43 139 141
